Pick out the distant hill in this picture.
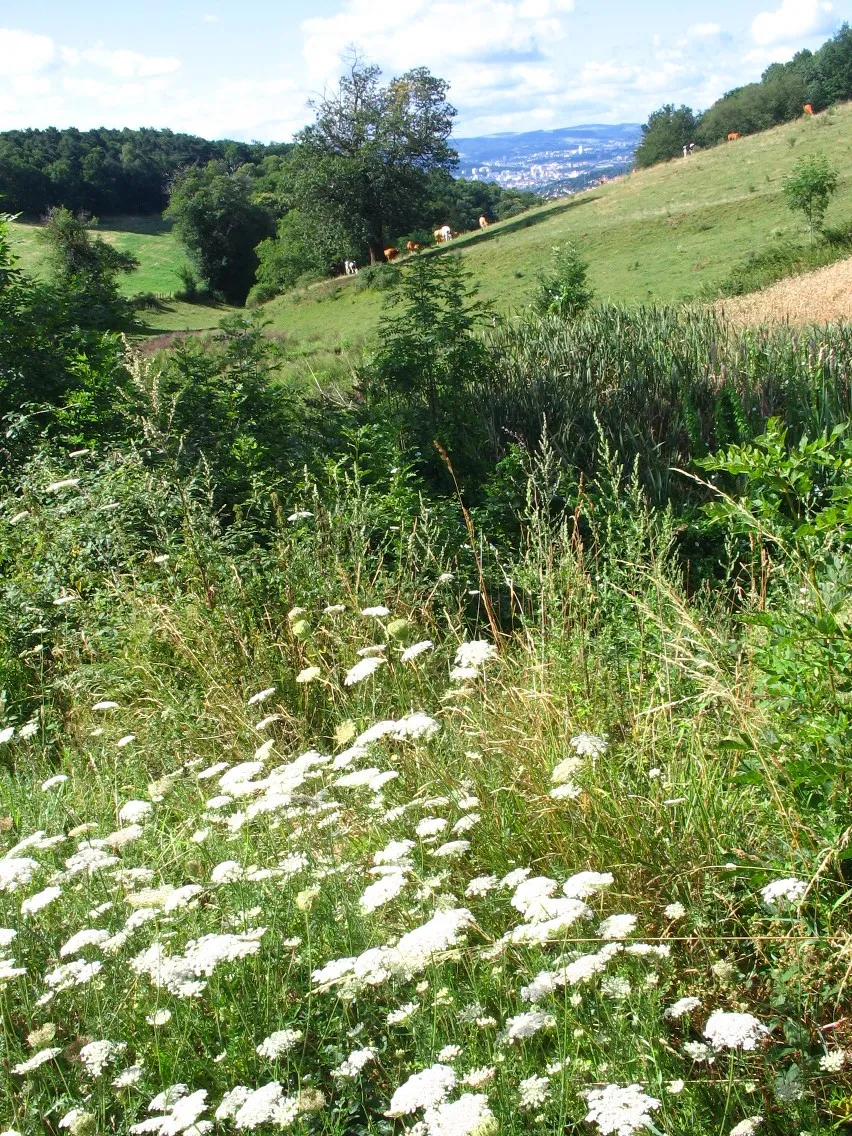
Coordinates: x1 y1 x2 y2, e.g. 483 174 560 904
453 123 642 194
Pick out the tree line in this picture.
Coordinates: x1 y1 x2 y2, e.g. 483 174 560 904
635 23 852 167
0 126 290 216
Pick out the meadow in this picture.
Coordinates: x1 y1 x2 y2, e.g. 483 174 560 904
7 101 852 347
1 283 852 1134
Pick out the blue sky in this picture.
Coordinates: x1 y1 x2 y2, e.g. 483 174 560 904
0 0 846 141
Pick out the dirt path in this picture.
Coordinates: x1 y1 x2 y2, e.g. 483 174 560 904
718 256 852 326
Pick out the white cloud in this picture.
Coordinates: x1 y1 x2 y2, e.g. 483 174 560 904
751 0 835 46
61 46 181 79
202 13 220 23
688 22 722 37
0 28 54 76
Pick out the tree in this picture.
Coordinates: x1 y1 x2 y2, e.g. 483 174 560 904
165 163 275 304
290 56 457 263
532 244 593 319
37 206 139 331
635 104 699 168
368 252 487 430
783 155 838 241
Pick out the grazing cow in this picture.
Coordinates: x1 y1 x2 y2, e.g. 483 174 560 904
344 259 358 276
406 240 421 252
438 224 453 242
727 132 741 141
478 215 489 229
803 103 814 115
384 247 399 261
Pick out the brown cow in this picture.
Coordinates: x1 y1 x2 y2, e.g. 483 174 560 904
803 103 814 115
478 215 489 230
384 247 399 261
727 132 741 141
406 240 421 252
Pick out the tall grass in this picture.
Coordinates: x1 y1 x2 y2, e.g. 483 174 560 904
475 307 852 501
0 382 849 1135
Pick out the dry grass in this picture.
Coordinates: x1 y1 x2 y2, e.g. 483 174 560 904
719 254 852 326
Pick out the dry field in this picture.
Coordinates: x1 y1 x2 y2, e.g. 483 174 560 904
719 255 852 326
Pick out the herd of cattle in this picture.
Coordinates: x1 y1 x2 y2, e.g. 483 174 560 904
343 215 491 275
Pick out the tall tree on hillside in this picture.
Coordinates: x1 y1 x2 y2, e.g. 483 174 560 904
290 56 457 263
634 105 700 168
166 163 275 305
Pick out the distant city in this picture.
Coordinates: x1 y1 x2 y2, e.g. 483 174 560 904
454 123 643 197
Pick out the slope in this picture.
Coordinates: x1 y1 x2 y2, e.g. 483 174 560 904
262 102 852 346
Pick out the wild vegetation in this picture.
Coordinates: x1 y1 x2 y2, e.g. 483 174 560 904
2 198 852 1134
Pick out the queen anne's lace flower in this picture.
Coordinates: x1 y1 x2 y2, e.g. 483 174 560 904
569 732 608 757
729 1119 763 1136
518 1074 550 1110
386 1064 457 1115
344 657 386 686
703 1011 768 1051
79 1039 126 1077
760 878 806 907
12 1047 62 1074
664 996 701 1019
256 1029 303 1059
584 1083 661 1136
423 1093 494 1136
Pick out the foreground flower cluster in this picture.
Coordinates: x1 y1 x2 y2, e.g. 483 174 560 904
0 600 844 1136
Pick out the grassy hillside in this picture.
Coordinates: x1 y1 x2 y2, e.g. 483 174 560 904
264 102 852 345
7 217 238 333
8 103 852 346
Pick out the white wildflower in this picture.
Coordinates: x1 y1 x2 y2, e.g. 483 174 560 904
462 1067 495 1088
60 927 111 957
518 1074 550 1110
432 840 470 859
386 1063 457 1115
550 782 583 800
465 875 498 897
454 641 497 670
562 871 614 899
113 1065 144 1088
146 1009 172 1026
598 914 638 940
502 1010 556 1044
760 877 807 907
730 1119 763 1136
401 640 434 661
247 687 275 706
584 1084 660 1136
256 1029 303 1059
344 656 386 686
296 666 321 684
601 976 632 1000
551 755 583 783
333 1046 377 1078
80 1039 126 1077
664 902 686 919
12 1047 62 1074
665 996 701 1019
361 605 390 617
703 1010 768 1051
287 510 313 522
119 800 153 825
92 700 119 710
417 817 448 839
41 774 68 791
684 1041 714 1063
569 733 608 758
116 734 136 748
0 857 39 892
423 1092 493 1136
21 885 61 916
46 479 79 492
360 872 407 913
820 1050 847 1072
